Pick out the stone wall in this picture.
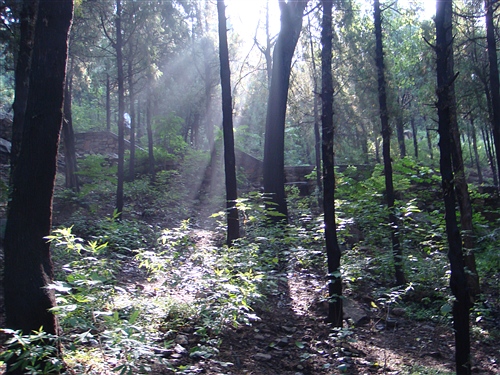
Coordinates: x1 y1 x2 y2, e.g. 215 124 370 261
74 131 138 156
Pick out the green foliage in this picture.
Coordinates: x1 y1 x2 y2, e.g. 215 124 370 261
46 227 169 374
0 328 64 374
137 219 269 334
72 103 107 132
152 113 187 156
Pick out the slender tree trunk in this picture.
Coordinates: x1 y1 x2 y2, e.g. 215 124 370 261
265 0 273 87
411 116 418 159
10 0 38 181
4 2 73 372
483 126 498 186
435 1 472 373
136 101 143 144
396 114 406 158
307 15 323 207
374 0 406 286
470 116 483 184
217 0 240 246
485 0 500 188
62 60 79 192
106 73 111 132
262 0 308 222
426 127 434 161
374 132 381 163
128 50 136 181
146 78 155 182
115 0 125 218
321 0 342 327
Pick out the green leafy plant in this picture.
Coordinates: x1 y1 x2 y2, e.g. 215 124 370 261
0 328 64 375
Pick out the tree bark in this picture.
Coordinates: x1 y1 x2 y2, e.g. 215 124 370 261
307 15 323 207
374 0 406 286
106 73 111 132
115 0 125 218
411 116 418 159
3 2 73 371
321 0 342 327
217 0 240 246
435 1 472 373
10 0 38 181
482 126 498 186
426 126 434 161
62 59 79 192
470 116 483 184
485 0 500 188
127 45 136 181
262 0 308 222
146 75 155 182
396 114 406 158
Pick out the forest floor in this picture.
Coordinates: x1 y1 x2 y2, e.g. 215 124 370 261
0 164 499 374
113 224 500 375
2 227 500 375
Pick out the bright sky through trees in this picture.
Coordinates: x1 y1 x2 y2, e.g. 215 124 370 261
225 0 436 39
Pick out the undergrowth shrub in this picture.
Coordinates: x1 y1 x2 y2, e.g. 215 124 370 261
47 227 170 374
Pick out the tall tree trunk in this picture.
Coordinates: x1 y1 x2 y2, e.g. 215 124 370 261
307 15 323 207
10 0 38 181
4 1 73 372
426 126 434 161
217 0 240 246
115 0 125 218
128 49 136 181
62 60 79 192
374 0 406 286
396 114 406 158
264 0 273 87
411 116 418 159
470 116 483 184
321 0 342 327
485 0 500 188
435 1 472 373
146 76 155 182
482 126 498 186
263 0 309 222
106 73 111 132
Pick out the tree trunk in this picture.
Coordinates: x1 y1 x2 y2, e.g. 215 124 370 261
10 0 38 180
307 15 323 207
485 0 500 188
482 126 498 186
321 0 342 327
128 49 136 182
146 77 155 182
115 0 125 219
411 116 418 159
4 1 73 372
470 116 483 184
396 114 406 158
262 0 308 222
426 126 434 161
435 1 472 373
106 73 111 132
217 0 240 246
62 60 79 192
374 0 406 286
